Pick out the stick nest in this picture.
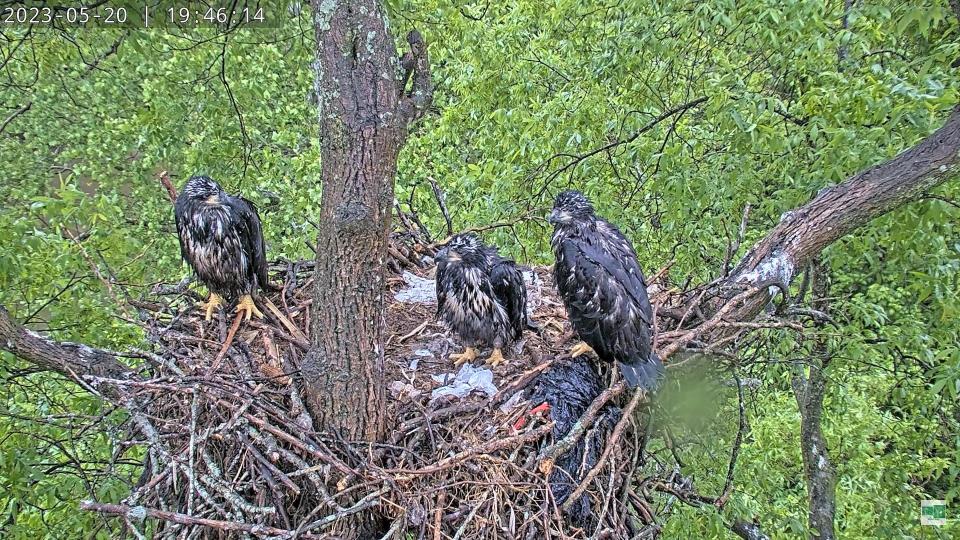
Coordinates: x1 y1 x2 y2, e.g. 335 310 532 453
111 235 669 539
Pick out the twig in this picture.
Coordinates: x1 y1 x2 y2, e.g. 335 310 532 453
530 96 708 193
396 422 554 476
430 211 540 248
537 381 626 472
715 370 746 509
262 297 309 347
80 501 317 538
658 284 769 360
211 312 243 370
0 101 31 136
560 387 646 512
398 319 430 343
428 177 454 237
295 488 388 535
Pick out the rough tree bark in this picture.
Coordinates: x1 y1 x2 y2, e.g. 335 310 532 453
301 0 431 440
792 261 836 540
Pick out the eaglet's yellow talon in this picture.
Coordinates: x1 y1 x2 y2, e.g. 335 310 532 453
200 293 224 321
486 348 506 367
570 341 595 358
450 347 477 366
235 294 264 321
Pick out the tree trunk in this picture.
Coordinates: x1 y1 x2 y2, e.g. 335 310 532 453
301 0 431 440
792 261 836 540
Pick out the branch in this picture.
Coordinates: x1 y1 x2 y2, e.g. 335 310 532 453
428 176 453 237
730 520 771 540
560 386 647 512
79 501 321 539
219 34 251 177
537 381 625 470
429 210 540 248
715 370 747 509
0 101 31 137
0 305 134 398
531 96 708 188
157 170 178 202
728 105 960 317
396 422 554 476
398 30 433 125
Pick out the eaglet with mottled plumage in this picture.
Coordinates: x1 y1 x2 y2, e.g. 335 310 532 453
549 190 663 390
435 233 531 367
174 175 271 321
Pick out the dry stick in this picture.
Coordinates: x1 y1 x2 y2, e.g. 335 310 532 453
397 422 554 476
717 320 804 331
239 432 301 495
492 358 554 405
658 285 767 361
294 488 388 535
430 212 539 248
157 170 178 202
187 391 198 516
379 518 405 540
560 387 646 513
80 501 319 538
240 412 359 479
536 381 626 473
211 312 243 371
261 297 309 347
398 319 430 343
451 496 487 540
647 259 675 286
432 491 445 540
248 319 308 352
428 176 454 237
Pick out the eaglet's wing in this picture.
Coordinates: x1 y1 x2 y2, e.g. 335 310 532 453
556 235 653 361
489 258 527 340
232 196 272 292
577 222 652 326
435 260 449 319
173 196 196 267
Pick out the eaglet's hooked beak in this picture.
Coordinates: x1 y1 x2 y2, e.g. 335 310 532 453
547 209 561 225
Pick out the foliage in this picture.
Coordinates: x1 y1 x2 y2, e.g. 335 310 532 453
0 0 958 537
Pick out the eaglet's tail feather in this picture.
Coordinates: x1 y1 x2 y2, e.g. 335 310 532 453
617 353 664 390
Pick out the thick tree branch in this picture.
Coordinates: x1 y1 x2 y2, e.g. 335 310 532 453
0 305 134 398
727 105 960 317
730 520 771 540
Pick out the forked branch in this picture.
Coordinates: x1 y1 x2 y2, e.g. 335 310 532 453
398 30 433 125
